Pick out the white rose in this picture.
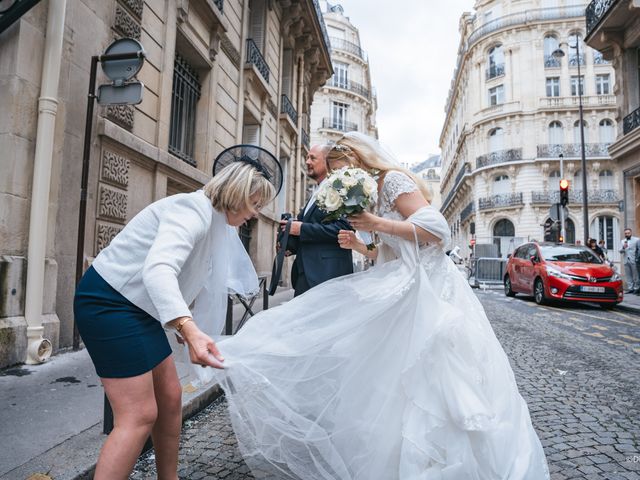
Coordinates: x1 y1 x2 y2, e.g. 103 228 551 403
363 178 377 195
341 175 357 188
323 188 343 212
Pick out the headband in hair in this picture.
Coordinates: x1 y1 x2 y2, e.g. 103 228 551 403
213 144 283 195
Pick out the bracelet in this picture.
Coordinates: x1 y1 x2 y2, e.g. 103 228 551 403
175 317 193 333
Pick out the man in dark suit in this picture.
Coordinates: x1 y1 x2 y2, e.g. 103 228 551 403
281 144 353 296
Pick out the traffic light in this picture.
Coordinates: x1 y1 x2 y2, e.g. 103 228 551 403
559 178 569 207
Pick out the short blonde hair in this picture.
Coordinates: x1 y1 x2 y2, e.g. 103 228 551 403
203 162 275 212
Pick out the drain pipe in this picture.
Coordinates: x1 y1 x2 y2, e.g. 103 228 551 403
24 0 67 364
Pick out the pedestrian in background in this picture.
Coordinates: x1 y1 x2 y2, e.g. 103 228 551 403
588 238 605 262
73 153 278 480
619 228 639 293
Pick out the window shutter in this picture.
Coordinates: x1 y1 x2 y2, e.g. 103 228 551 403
243 125 260 145
249 0 266 52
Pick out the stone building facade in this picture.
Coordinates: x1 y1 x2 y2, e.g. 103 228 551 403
585 0 640 235
309 1 377 147
440 0 621 262
0 0 331 368
411 155 442 209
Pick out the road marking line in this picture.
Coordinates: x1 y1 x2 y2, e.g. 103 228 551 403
591 325 608 331
583 332 604 338
619 334 640 343
540 305 636 326
610 310 640 323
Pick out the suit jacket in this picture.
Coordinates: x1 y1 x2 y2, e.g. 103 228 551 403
620 236 639 265
290 199 353 291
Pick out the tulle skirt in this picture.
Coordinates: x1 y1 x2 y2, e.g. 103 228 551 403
207 250 550 479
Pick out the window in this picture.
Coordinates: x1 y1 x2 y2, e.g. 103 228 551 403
248 0 266 51
596 74 610 95
488 85 505 106
242 124 260 145
548 121 564 144
573 120 588 144
331 101 349 130
599 170 614 190
493 219 515 237
570 75 584 96
281 49 294 98
549 170 561 181
487 45 505 79
593 50 607 65
493 174 510 194
489 127 504 152
544 35 560 68
546 77 560 97
568 32 585 66
333 62 349 89
590 216 618 250
169 54 201 166
574 169 584 188
599 119 615 143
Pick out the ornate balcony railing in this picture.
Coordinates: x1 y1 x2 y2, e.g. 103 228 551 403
486 63 505 80
213 0 224 12
568 54 586 66
532 189 619 205
623 107 640 135
328 78 370 99
593 52 610 64
479 192 524 211
586 0 618 38
280 94 298 125
322 117 358 133
537 143 611 158
476 148 523 169
544 55 561 68
540 94 615 108
329 36 366 60
246 39 270 83
301 128 310 148
460 201 475 223
440 164 470 213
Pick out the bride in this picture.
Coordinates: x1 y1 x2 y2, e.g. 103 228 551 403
203 132 550 479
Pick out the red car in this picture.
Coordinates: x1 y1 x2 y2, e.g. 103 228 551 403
504 242 623 307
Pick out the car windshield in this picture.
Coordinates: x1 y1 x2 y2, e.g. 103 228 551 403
539 245 602 264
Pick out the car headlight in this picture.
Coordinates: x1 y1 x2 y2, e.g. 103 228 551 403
610 272 621 282
545 266 572 280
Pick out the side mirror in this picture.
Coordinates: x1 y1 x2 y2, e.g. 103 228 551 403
507 253 512 259
530 255 537 264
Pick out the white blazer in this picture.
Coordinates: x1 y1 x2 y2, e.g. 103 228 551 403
92 191 241 327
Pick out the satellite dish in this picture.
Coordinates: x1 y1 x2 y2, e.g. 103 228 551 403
101 38 145 85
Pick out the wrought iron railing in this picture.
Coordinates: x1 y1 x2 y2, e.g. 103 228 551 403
569 54 586 66
532 189 619 204
301 128 310 148
476 148 523 169
246 39 270 83
486 63 505 80
479 192 524 211
169 55 201 167
537 143 611 158
440 164 470 213
329 36 366 60
593 51 610 64
460 201 475 223
213 0 224 12
328 78 370 99
623 107 640 135
544 55 561 68
586 0 618 37
280 94 298 124
322 117 358 132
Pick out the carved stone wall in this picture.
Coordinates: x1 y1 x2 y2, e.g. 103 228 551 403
221 34 241 68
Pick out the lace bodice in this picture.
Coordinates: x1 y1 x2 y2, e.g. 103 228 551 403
377 171 420 254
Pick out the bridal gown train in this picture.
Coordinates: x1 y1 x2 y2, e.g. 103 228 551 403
205 172 550 479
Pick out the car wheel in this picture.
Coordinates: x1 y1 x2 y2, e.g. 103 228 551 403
504 275 516 297
534 278 547 305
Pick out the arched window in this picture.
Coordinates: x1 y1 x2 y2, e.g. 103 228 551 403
487 44 505 79
568 32 585 66
599 119 615 143
549 121 563 145
573 120 588 144
565 218 576 244
599 170 614 190
574 169 583 189
493 218 515 237
549 170 561 181
489 127 504 152
544 35 560 67
493 174 510 195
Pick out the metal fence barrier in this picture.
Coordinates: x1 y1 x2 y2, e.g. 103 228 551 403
474 257 508 286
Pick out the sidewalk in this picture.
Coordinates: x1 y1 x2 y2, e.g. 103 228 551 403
0 288 294 480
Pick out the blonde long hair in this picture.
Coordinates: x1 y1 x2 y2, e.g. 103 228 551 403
325 133 432 202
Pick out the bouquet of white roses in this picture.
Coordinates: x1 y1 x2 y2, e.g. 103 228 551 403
315 166 378 222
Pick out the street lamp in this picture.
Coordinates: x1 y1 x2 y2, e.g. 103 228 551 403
552 39 589 244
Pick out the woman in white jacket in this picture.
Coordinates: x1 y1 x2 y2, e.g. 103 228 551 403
74 150 278 480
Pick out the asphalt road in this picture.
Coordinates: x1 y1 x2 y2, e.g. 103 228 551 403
132 290 640 480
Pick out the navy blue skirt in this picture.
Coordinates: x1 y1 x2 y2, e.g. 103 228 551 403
74 266 172 378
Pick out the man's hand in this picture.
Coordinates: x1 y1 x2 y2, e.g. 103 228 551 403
280 219 302 236
173 317 225 369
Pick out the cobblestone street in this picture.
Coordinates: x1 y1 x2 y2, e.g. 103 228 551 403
133 291 640 479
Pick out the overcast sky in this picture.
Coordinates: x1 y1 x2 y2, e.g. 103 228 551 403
335 0 476 165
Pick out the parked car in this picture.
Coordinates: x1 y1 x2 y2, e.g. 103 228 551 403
504 242 623 307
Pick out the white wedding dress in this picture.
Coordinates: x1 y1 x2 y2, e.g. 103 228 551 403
208 171 550 480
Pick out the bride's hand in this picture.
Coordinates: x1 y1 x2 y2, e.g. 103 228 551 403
348 211 380 231
338 230 361 250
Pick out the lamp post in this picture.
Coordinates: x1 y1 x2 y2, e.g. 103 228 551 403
553 39 589 244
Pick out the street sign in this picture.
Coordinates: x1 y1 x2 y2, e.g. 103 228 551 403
548 203 568 222
101 38 145 85
97 81 144 105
